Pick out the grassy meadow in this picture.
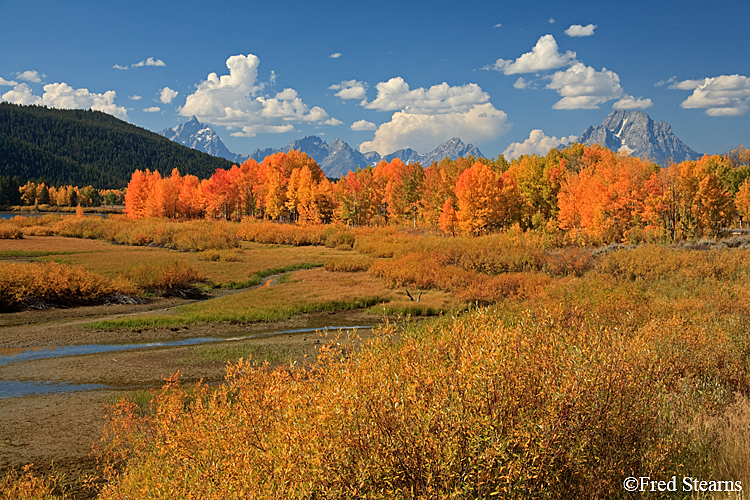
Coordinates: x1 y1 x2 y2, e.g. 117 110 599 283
2 215 750 498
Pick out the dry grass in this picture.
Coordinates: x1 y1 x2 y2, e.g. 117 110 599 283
692 395 750 490
0 236 357 289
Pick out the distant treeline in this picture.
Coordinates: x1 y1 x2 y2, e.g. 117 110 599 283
16 180 125 207
0 102 233 189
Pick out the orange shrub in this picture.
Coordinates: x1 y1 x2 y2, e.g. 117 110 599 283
0 261 125 311
0 465 71 500
98 306 701 499
119 261 204 296
323 256 373 272
0 221 23 239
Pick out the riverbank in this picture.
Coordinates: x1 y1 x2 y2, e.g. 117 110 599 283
0 206 124 219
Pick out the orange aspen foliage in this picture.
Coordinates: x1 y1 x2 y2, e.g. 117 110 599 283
455 161 519 235
421 157 473 228
736 179 750 227
177 174 204 219
378 159 425 226
203 168 237 220
142 170 165 218
235 159 263 218
438 198 458 236
676 155 735 238
506 155 565 230
124 169 151 219
335 167 383 226
557 146 656 242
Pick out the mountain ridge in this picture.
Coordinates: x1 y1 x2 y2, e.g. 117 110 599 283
159 119 485 178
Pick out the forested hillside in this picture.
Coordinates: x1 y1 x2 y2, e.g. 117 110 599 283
0 103 233 189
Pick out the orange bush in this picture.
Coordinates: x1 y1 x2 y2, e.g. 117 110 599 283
0 261 126 311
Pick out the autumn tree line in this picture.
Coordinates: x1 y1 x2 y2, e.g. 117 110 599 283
17 181 125 207
123 144 750 244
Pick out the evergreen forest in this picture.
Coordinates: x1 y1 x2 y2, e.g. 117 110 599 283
0 103 233 190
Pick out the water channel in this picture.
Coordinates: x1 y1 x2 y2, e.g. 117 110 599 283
0 325 369 398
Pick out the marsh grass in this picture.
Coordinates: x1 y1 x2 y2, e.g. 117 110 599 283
0 250 79 259
220 262 323 289
196 249 242 262
90 268 395 329
8 219 750 497
191 343 295 365
323 255 373 272
697 395 750 490
94 242 750 499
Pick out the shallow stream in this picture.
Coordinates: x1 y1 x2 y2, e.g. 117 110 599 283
0 325 369 398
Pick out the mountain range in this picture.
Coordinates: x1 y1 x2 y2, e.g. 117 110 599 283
160 118 484 178
162 110 702 178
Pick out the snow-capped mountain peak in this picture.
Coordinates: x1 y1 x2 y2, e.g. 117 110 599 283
579 110 700 165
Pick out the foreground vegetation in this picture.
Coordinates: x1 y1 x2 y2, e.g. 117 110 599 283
3 216 750 498
87 245 750 498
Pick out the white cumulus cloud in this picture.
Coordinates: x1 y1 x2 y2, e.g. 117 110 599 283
129 95 143 101
565 24 597 37
2 83 37 104
329 80 368 101
16 70 44 83
0 77 18 86
351 119 377 131
671 74 750 116
143 106 161 113
364 77 490 114
133 57 165 68
2 82 127 119
159 87 178 104
356 77 509 155
514 77 535 89
329 52 342 59
180 54 340 136
488 35 576 75
546 62 626 109
360 103 510 155
503 129 578 159
613 95 653 110
114 57 166 70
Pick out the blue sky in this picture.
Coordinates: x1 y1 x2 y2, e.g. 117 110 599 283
1 0 749 160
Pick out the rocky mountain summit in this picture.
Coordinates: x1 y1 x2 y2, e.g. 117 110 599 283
579 110 700 165
160 117 245 164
